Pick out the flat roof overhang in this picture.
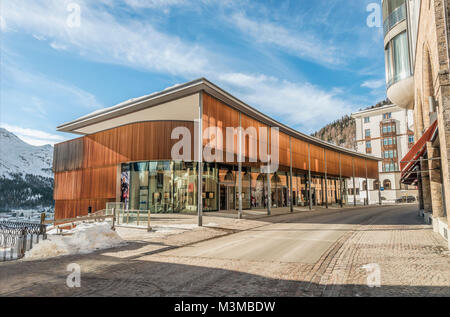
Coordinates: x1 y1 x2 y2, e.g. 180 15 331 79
57 78 381 162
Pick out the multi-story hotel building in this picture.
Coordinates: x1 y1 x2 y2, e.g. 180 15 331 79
348 104 417 204
382 0 450 245
53 79 380 221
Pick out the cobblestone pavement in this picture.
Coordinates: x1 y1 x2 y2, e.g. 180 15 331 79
0 205 449 297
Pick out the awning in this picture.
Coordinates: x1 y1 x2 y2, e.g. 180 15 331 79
400 120 438 185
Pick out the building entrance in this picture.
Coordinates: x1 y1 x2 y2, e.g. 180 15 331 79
220 184 236 210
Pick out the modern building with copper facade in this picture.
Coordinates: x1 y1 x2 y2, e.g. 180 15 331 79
53 78 380 220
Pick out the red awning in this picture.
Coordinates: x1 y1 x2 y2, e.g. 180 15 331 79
400 120 438 185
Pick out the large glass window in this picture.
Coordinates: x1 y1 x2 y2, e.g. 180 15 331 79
129 162 150 211
385 31 410 87
253 172 266 208
148 161 174 213
392 31 410 83
241 170 251 209
388 0 405 16
385 42 393 84
203 163 218 211
173 162 198 213
126 161 199 214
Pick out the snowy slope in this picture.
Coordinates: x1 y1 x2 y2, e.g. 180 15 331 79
0 128 53 179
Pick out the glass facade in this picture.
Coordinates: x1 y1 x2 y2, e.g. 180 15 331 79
121 161 344 213
385 31 411 87
126 161 198 213
392 31 410 83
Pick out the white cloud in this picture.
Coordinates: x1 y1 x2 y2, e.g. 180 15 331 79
0 124 65 146
230 13 343 67
361 79 385 89
2 61 102 110
2 0 210 77
1 0 361 136
218 73 354 133
0 16 6 31
50 42 68 51
123 0 186 9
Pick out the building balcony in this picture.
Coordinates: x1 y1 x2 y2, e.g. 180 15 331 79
383 3 406 37
387 75 414 109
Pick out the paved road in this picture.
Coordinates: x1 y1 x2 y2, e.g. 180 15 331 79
0 205 449 297
166 206 394 263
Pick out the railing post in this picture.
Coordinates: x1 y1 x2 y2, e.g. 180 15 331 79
147 210 151 232
137 209 140 227
111 208 116 231
21 229 27 258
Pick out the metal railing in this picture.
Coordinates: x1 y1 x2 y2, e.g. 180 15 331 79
0 221 47 262
107 208 152 232
384 3 406 36
43 213 116 231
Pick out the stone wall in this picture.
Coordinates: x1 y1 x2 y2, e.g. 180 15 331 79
413 0 450 242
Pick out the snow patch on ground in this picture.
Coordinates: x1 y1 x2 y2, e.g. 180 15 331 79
152 223 218 231
25 222 126 260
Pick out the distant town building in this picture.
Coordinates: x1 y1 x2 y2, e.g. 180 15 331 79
347 104 418 204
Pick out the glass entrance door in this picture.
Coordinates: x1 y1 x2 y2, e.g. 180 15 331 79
219 184 236 210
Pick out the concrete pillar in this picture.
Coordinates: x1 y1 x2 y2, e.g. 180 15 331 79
427 142 444 220
420 157 432 212
321 177 325 206
365 160 369 206
339 153 344 207
352 159 356 206
308 144 312 210
289 137 294 212
417 166 425 211
344 180 348 206
334 179 338 204
197 96 203 227
324 150 328 208
267 172 271 216
378 179 382 205
238 113 243 220
365 177 369 206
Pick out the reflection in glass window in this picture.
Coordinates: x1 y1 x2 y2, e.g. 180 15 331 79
129 162 149 211
203 163 218 211
174 162 198 213
392 31 410 83
385 43 393 84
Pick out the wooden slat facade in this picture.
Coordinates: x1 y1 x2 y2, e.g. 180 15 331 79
54 92 379 219
54 121 195 219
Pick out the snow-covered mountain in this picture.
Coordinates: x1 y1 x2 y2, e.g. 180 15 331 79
0 128 54 211
0 128 53 179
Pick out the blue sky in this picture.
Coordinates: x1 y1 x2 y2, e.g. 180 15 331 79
0 0 386 146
